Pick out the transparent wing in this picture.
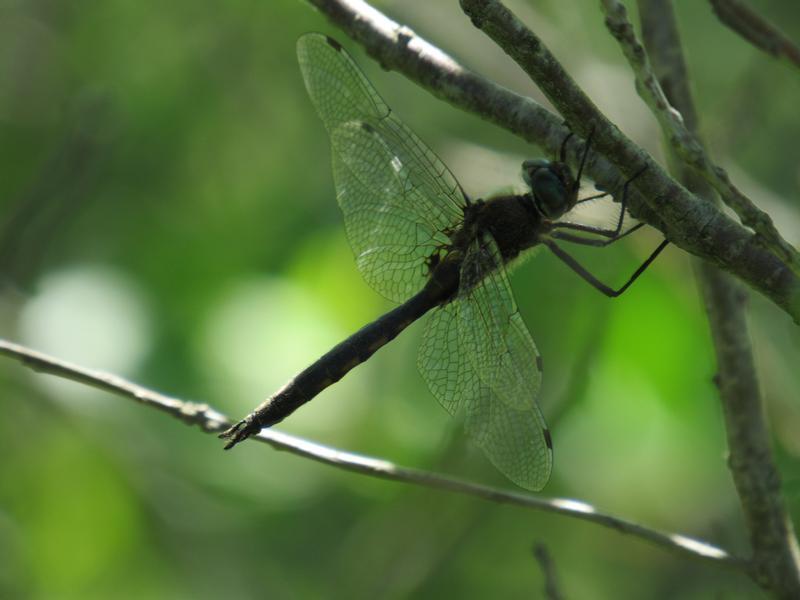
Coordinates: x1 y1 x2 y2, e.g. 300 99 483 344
418 300 475 417
418 233 552 490
330 123 452 301
464 383 552 492
459 234 543 409
297 33 466 302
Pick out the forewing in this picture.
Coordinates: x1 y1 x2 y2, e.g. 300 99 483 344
418 234 552 490
330 122 452 302
297 33 388 133
297 33 465 302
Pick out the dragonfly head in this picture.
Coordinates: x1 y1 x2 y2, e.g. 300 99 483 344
522 159 577 220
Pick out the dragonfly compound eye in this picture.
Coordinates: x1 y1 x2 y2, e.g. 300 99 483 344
523 161 569 219
522 159 550 188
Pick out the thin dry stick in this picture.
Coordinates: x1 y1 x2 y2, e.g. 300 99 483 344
532 543 566 600
709 0 800 69
600 0 799 276
637 1 800 596
0 337 743 570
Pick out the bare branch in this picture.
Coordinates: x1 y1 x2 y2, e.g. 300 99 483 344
710 0 800 69
700 253 800 598
637 1 800 596
600 0 800 278
0 337 744 570
532 543 566 600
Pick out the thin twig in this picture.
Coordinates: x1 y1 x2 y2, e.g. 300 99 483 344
700 254 800 599
709 0 800 69
637 1 800 596
600 0 799 275
0 337 744 570
532 543 566 600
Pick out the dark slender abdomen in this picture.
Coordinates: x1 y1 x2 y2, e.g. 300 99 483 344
221 260 459 447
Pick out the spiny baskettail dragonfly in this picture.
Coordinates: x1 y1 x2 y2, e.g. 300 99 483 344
220 33 668 490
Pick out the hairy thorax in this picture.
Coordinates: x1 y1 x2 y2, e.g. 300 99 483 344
426 193 551 302
468 193 546 262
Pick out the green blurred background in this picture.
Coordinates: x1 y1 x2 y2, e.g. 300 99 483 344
0 0 798 598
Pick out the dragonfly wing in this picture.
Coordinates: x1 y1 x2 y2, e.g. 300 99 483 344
330 122 452 302
418 300 477 417
460 234 552 490
418 233 552 490
464 383 552 491
458 233 543 409
298 33 465 302
297 33 389 134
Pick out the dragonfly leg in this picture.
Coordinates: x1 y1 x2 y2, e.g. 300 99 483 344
551 222 645 247
543 238 669 297
573 127 596 188
559 131 574 162
574 191 610 205
554 163 649 238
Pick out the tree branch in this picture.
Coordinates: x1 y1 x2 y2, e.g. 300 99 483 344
637 1 800 597
0 337 744 570
446 0 800 323
709 0 800 69
532 543 566 600
600 0 798 274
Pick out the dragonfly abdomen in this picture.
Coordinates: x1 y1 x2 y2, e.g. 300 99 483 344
221 267 458 447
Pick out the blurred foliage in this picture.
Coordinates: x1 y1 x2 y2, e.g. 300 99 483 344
0 0 798 598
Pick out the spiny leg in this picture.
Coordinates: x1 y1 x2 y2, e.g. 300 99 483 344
543 238 669 297
573 127 596 191
549 140 667 295
574 191 610 204
547 163 668 294
551 222 645 247
555 164 649 239
559 124 595 181
559 131 573 163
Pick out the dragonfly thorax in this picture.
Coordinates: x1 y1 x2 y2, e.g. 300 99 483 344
466 193 545 263
522 159 578 220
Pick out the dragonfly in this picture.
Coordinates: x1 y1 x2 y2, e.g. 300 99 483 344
220 33 668 490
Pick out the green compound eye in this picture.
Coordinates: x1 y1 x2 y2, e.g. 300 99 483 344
523 160 569 219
